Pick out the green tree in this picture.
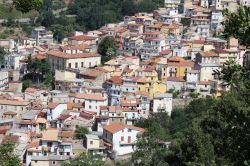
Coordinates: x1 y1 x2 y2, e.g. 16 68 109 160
97 36 117 64
22 79 32 92
0 142 20 166
0 47 6 67
63 153 105 166
13 0 43 13
223 6 250 46
74 126 89 139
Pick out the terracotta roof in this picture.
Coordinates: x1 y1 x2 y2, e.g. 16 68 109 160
115 28 128 33
2 135 19 144
81 69 103 78
192 40 205 44
168 61 194 67
107 76 123 85
69 93 106 101
103 123 144 134
42 128 59 141
58 114 71 121
143 31 161 35
35 118 47 124
0 126 10 134
27 139 40 149
0 99 29 106
80 111 94 120
32 53 47 60
168 56 185 62
60 44 91 51
167 77 185 82
69 35 96 41
160 49 172 55
47 102 59 109
59 130 74 138
199 51 218 57
100 106 132 113
3 111 17 115
47 50 100 59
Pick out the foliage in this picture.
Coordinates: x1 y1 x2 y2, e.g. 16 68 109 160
168 89 180 98
13 0 43 13
189 92 200 98
74 126 89 139
62 153 104 166
133 61 250 166
23 55 52 87
0 47 6 67
223 6 250 47
98 36 117 64
180 17 191 27
0 142 20 166
22 79 32 92
0 4 38 19
68 0 164 31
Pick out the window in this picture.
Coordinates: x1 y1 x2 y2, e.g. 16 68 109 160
35 161 37 163
89 62 91 67
90 141 93 144
128 129 132 132
52 161 56 165
89 105 92 109
81 62 84 67
75 62 78 68
68 63 71 68
121 136 124 141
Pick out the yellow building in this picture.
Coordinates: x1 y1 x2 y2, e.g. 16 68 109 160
136 77 167 99
167 56 194 78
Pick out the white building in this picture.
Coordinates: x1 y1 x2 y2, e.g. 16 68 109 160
102 123 144 158
0 70 8 90
47 103 67 121
153 93 173 115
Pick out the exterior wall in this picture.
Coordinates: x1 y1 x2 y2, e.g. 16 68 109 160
186 73 199 83
47 104 67 120
85 99 108 115
31 161 50 166
167 81 185 91
55 70 76 81
0 71 8 90
199 66 219 81
0 104 27 112
153 97 173 115
66 57 101 69
87 139 100 150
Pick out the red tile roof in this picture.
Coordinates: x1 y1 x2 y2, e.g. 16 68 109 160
160 49 172 55
167 77 185 82
69 35 96 41
47 102 59 109
103 123 144 134
107 76 123 85
47 50 100 59
69 93 106 101
192 40 205 44
200 51 218 57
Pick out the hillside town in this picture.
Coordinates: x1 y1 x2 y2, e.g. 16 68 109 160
0 0 250 166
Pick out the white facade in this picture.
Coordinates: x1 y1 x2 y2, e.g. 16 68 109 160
85 99 108 115
103 124 144 157
0 71 8 90
47 104 67 121
153 93 173 115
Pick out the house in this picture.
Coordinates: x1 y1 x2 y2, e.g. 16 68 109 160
0 99 29 112
69 93 108 115
0 70 9 90
47 102 67 121
84 134 106 158
68 35 98 46
102 123 144 158
167 76 186 91
153 93 173 115
105 76 123 105
47 49 101 71
24 87 49 105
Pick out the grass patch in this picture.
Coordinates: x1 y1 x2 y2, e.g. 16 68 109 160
0 4 38 19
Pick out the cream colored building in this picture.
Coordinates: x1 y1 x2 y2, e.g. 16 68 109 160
47 50 101 71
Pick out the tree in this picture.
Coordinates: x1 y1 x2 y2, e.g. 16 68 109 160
63 153 105 166
0 47 6 67
223 6 250 47
22 79 32 92
74 126 89 139
0 142 20 166
13 0 43 13
97 36 117 64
